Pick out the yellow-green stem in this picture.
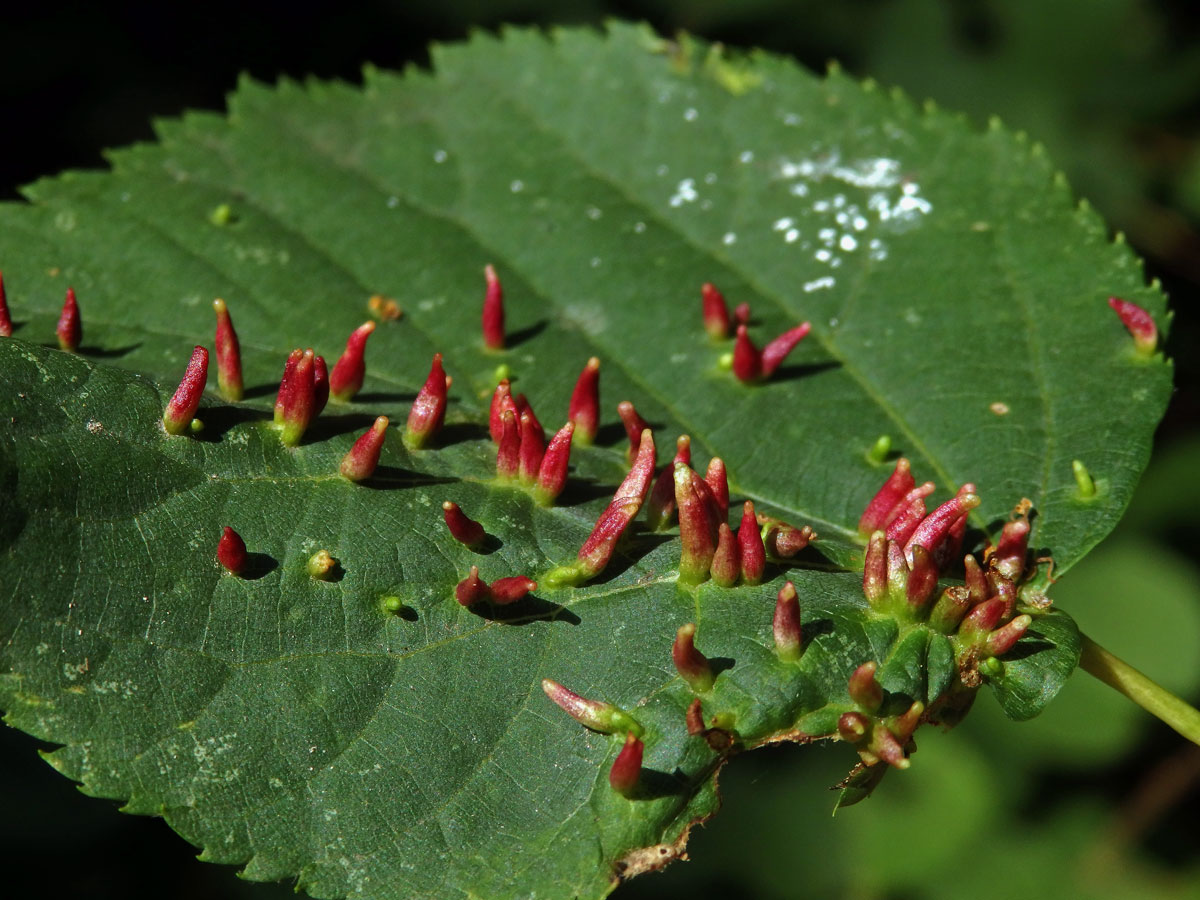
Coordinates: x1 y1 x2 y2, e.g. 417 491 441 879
1079 633 1200 747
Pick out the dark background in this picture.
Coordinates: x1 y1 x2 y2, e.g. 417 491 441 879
3 2 1200 897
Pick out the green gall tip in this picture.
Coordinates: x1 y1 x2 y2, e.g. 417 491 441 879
307 550 337 580
209 203 235 226
543 563 586 588
867 434 891 465
1072 459 1096 499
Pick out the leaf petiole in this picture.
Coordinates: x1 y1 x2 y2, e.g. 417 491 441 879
1080 633 1200 747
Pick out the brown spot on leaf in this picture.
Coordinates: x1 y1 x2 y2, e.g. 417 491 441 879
614 833 690 881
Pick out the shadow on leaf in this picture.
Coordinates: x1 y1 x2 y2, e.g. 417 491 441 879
769 360 840 384
473 593 581 626
629 767 688 800
801 617 835 649
242 382 279 401
583 531 675 586
306 412 385 441
194 404 269 441
556 476 624 507
68 343 143 359
359 464 457 490
505 318 548 349
241 552 279 580
710 656 735 678
1001 636 1055 661
354 390 417 405
437 421 489 448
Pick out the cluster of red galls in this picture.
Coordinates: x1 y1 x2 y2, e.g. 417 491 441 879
541 450 1052 796
19 260 1146 791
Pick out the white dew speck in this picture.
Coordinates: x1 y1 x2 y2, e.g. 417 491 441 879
785 228 800 243
510 180 525 193
782 112 802 126
669 178 698 207
739 150 754 163
634 221 647 233
433 149 448 163
704 172 718 185
656 164 669 177
386 196 399 208
590 257 602 268
804 276 836 292
722 231 737 245
586 206 602 220
561 302 608 334
684 107 699 121
766 150 932 271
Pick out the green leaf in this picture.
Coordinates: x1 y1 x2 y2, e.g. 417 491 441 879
985 610 1082 721
0 23 1172 899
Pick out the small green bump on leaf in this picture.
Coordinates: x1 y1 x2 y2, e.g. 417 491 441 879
716 351 732 371
866 434 891 465
980 657 1005 679
1072 459 1097 500
493 364 510 385
307 550 336 580
189 418 204 434
208 203 235 226
381 596 403 614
